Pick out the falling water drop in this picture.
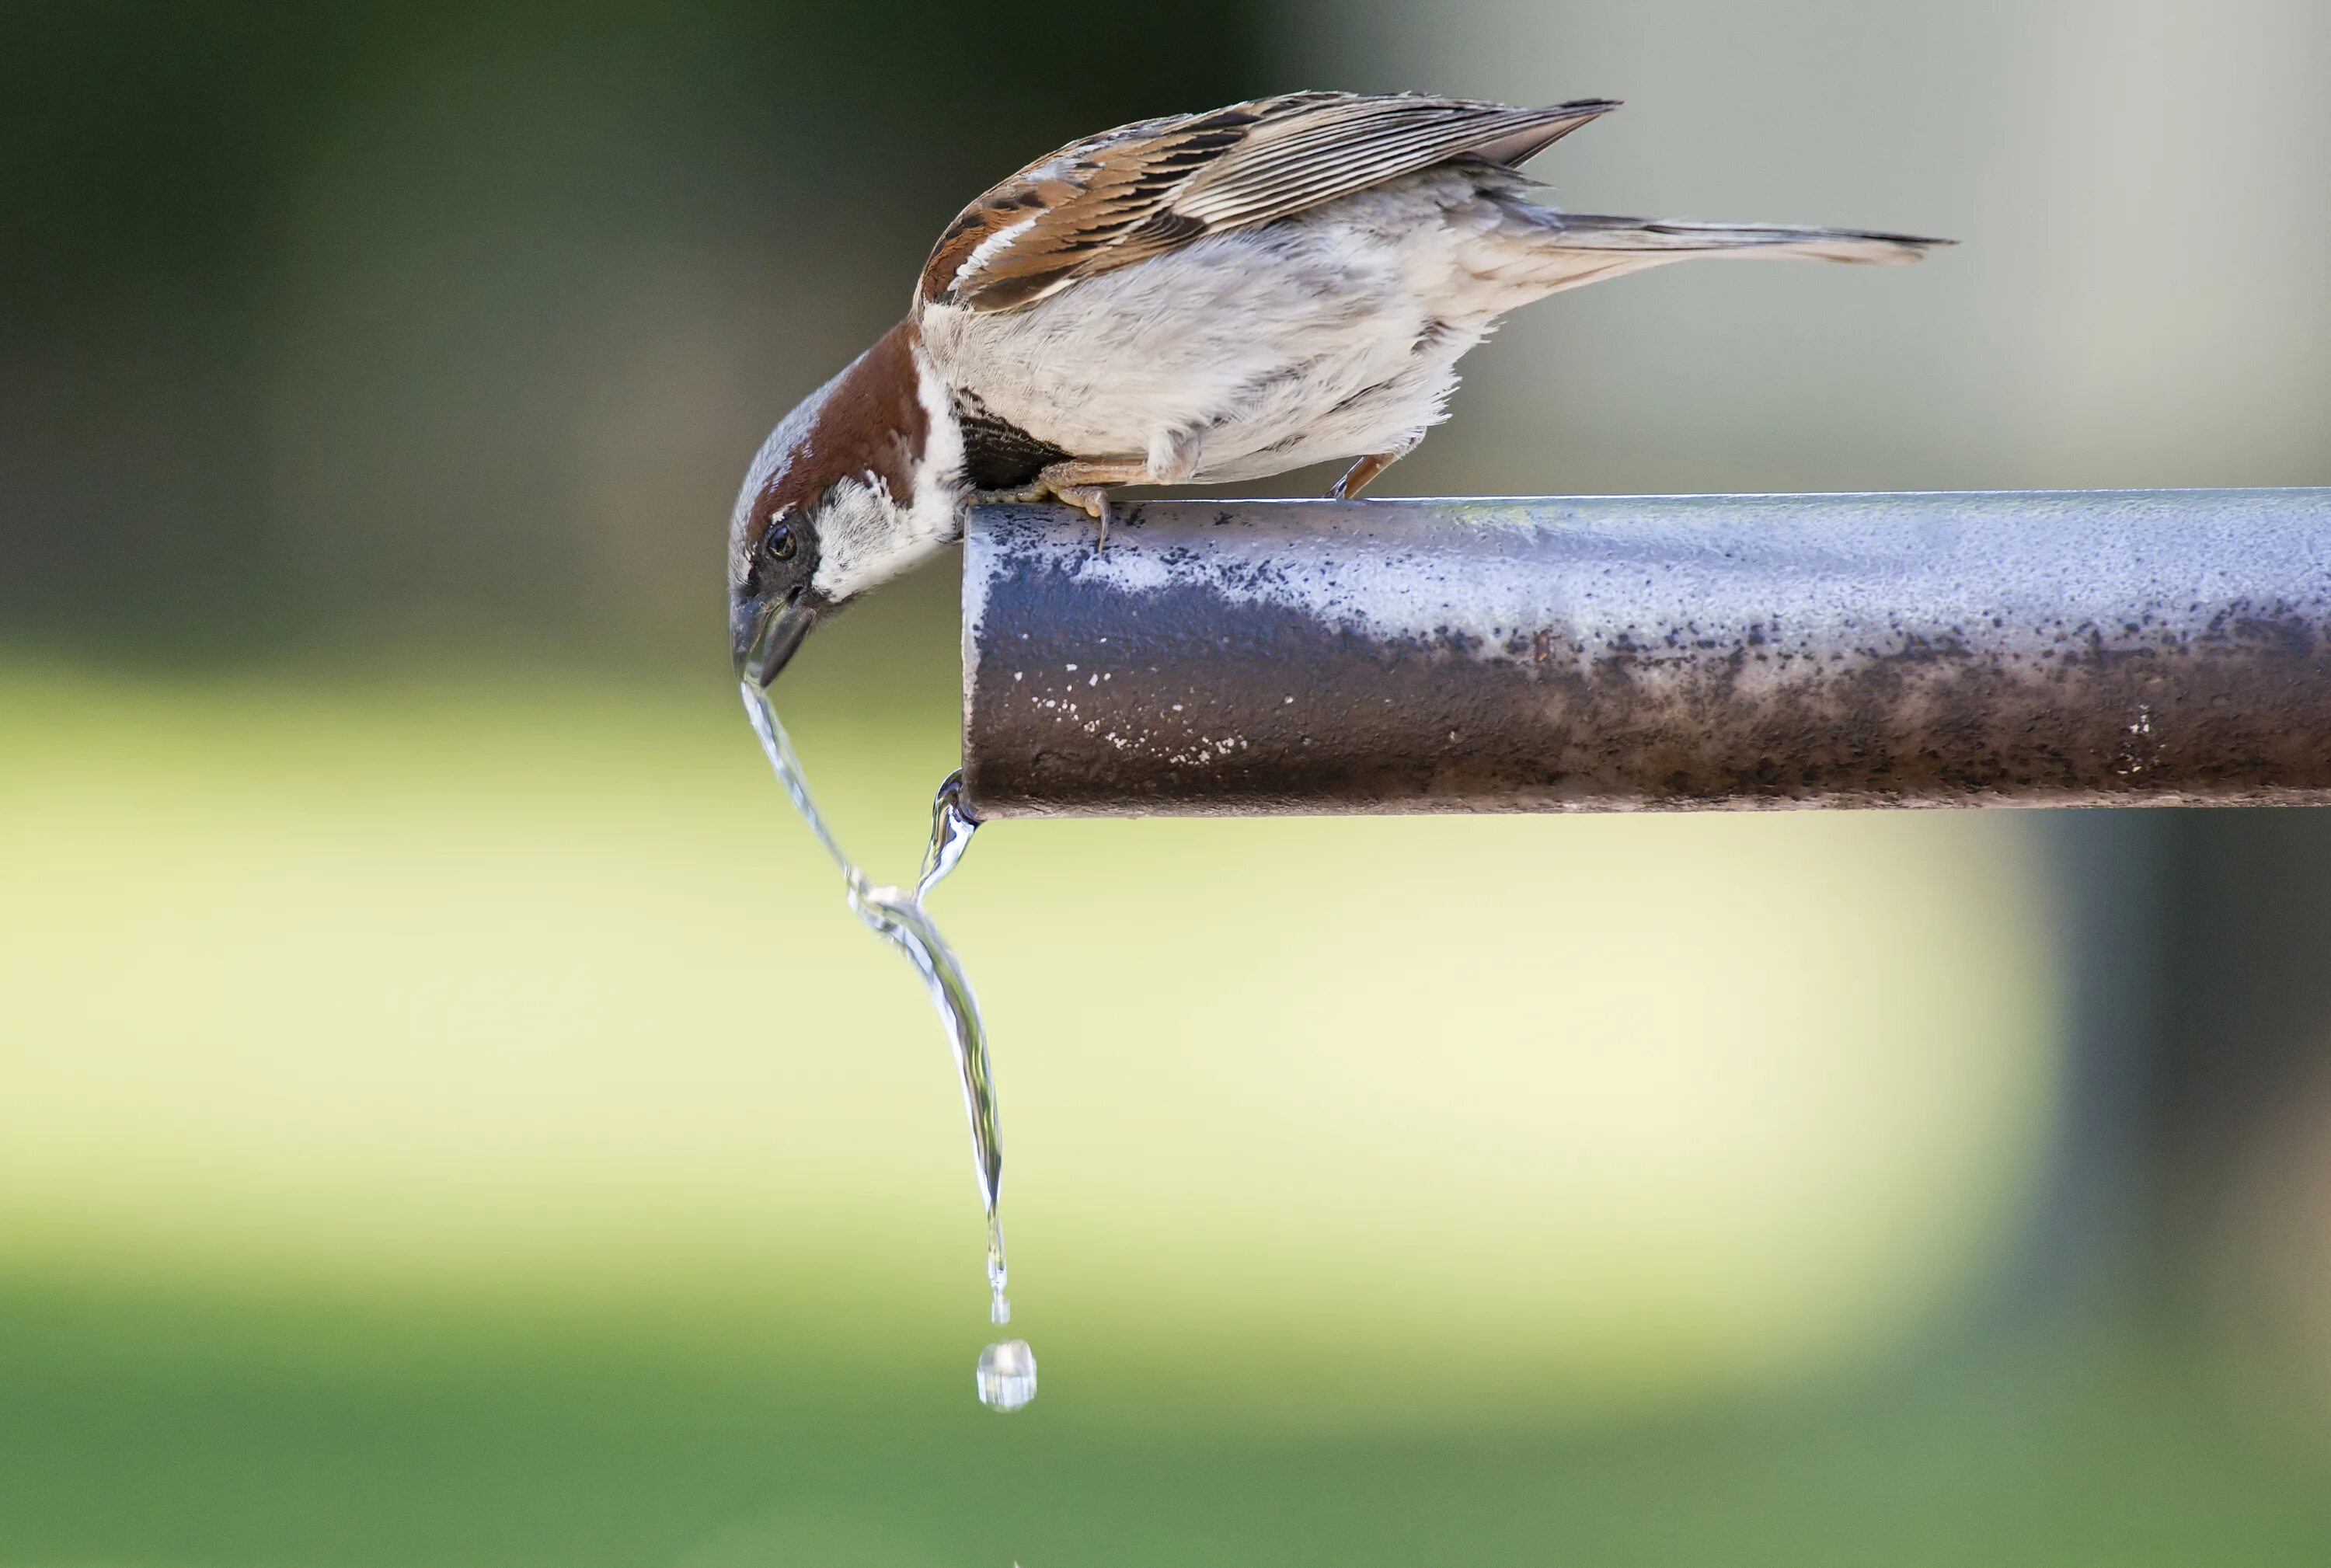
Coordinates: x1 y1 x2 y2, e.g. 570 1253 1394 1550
740 683 1029 1408
976 1338 1038 1413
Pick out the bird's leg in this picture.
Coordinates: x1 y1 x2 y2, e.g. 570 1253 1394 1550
974 481 1053 505
1330 439 1420 500
1026 458 1150 550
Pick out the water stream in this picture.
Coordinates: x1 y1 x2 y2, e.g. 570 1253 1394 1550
739 681 1034 1411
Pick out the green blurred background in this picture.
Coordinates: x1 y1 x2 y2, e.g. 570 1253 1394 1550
5 2 2331 1563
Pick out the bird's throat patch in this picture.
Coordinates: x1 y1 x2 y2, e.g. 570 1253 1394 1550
956 392 1072 492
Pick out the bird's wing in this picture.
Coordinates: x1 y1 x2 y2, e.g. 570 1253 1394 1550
917 92 1620 314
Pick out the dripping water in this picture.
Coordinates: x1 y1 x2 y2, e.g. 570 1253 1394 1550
740 682 1033 1409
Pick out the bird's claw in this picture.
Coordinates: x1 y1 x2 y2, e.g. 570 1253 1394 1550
1056 486 1113 551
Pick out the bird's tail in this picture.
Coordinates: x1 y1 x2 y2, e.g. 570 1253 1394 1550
1470 207 1951 299
1548 214 1949 265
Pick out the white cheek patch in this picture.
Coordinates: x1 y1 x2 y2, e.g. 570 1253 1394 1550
810 478 939 603
805 358 970 605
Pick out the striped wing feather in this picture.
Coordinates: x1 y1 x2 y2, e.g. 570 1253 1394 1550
919 92 1619 313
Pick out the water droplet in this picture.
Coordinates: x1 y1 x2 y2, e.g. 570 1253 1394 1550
977 1339 1037 1413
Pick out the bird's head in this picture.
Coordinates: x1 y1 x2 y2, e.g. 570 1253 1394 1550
730 319 964 685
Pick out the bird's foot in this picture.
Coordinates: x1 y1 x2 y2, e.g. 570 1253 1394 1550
972 483 1051 506
1054 485 1114 551
970 480 1115 549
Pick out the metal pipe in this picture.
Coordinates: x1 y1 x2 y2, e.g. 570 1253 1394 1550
960 490 2331 817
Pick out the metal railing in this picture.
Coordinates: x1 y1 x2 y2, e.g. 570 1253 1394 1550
960 489 2331 816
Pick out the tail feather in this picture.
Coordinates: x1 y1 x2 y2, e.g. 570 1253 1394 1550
1547 214 1950 266
1466 207 1952 299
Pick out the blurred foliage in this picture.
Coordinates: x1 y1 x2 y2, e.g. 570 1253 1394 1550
2 1274 2329 1566
0 667 2057 1416
0 1 1272 660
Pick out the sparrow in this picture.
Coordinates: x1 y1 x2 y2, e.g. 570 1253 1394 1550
731 91 1946 684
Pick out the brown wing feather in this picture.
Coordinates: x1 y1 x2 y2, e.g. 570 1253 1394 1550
918 92 1620 314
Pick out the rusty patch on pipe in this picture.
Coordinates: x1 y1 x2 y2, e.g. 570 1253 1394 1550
961 493 2331 816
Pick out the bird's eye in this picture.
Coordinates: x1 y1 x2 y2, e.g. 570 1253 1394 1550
763 520 796 561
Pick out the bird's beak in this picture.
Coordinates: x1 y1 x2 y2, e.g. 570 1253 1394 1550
733 590 821 687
